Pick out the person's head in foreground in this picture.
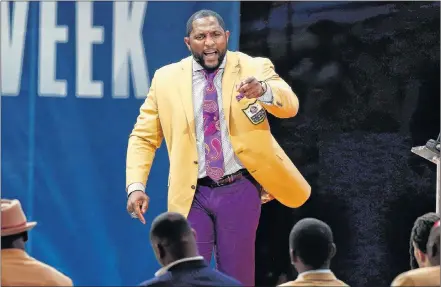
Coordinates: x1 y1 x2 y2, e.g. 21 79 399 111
150 212 199 267
1 199 37 250
410 212 440 269
184 9 230 72
289 218 336 274
426 220 440 267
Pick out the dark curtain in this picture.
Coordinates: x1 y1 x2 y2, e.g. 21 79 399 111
239 2 440 286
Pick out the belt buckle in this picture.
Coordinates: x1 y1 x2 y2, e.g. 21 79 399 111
213 172 238 188
216 174 230 187
213 178 224 187
227 174 236 184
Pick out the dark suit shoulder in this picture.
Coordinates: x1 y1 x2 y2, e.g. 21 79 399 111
186 266 242 286
138 273 172 287
207 267 242 285
139 265 242 287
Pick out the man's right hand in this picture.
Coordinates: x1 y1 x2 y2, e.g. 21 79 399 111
127 191 149 224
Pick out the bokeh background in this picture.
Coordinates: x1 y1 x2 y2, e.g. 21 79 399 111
2 1 439 286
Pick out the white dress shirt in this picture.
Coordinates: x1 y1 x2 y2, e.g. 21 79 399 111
154 256 205 277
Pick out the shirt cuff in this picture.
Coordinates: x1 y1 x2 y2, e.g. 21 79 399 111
127 182 145 196
258 84 274 104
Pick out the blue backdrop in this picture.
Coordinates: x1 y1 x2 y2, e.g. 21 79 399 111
1 1 240 285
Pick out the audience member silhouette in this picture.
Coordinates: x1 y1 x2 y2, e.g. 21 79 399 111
279 218 348 286
392 220 440 286
139 212 242 286
1 199 73 286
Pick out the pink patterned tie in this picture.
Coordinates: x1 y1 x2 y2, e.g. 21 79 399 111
202 70 225 181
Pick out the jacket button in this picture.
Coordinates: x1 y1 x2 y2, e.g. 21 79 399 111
193 161 198 164
191 185 196 190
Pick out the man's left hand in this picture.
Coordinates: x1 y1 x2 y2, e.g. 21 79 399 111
236 77 265 99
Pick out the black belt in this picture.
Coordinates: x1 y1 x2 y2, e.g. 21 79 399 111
197 169 251 188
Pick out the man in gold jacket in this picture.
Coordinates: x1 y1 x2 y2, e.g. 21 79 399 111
126 9 311 285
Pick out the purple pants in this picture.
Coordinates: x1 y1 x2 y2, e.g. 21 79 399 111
187 176 261 285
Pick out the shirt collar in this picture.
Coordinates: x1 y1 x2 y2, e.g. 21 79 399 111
192 54 227 72
1 248 28 258
297 269 332 279
154 256 204 277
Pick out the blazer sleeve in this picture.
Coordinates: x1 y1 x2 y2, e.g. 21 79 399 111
126 73 164 193
258 58 300 119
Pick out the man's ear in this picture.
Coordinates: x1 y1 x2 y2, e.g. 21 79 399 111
225 30 230 47
191 228 197 240
157 243 166 259
329 243 336 259
184 37 191 51
417 249 427 263
291 248 299 264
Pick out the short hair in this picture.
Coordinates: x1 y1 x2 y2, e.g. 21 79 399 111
427 221 440 266
186 9 226 36
409 212 440 269
1 232 28 249
290 218 334 269
150 212 192 246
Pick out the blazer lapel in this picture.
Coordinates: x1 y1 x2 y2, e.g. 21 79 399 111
178 56 196 139
221 51 240 129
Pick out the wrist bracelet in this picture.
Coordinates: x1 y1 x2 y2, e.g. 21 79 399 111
258 81 268 95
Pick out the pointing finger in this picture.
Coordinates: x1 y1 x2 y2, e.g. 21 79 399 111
238 83 251 94
135 201 146 224
141 198 149 214
236 77 256 91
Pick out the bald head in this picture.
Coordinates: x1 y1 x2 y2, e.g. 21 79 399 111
150 212 193 244
150 212 198 266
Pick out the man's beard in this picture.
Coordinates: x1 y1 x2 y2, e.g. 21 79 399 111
192 50 226 71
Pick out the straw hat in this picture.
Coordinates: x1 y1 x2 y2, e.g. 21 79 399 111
1 199 37 237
